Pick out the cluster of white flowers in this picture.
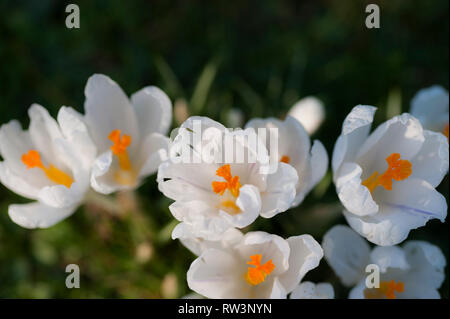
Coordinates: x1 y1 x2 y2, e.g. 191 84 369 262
0 75 448 299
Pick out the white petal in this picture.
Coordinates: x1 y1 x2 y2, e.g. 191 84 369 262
290 282 334 299
169 201 232 241
288 96 325 135
0 161 41 200
187 248 247 299
28 104 69 170
369 246 410 273
308 140 329 190
335 162 378 216
410 85 449 132
137 133 170 178
37 181 85 208
410 130 449 187
403 241 446 290
220 184 261 228
322 225 370 286
57 106 97 170
237 231 291 275
131 86 172 136
84 74 139 153
260 162 298 218
278 234 323 293
90 150 118 194
174 224 243 256
8 202 77 229
356 113 425 175
332 105 376 175
345 178 447 246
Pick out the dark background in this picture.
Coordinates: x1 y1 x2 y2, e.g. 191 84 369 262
0 0 448 298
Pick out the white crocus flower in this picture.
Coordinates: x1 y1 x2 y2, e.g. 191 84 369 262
289 281 334 299
323 225 446 299
245 116 328 207
332 105 448 246
83 74 172 194
157 117 298 240
0 104 96 228
187 231 323 299
288 96 325 135
410 85 449 139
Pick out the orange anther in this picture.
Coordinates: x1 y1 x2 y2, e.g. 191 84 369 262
362 153 412 193
245 254 275 286
280 155 290 164
108 129 132 155
211 164 241 197
22 150 44 169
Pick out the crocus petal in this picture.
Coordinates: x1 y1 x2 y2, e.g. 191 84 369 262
57 106 97 171
335 162 378 216
369 246 410 273
403 241 446 290
90 150 119 194
220 184 261 228
84 74 139 153
131 86 172 136
260 162 298 218
174 225 243 256
308 140 329 191
332 105 376 176
322 225 370 287
0 161 41 200
410 130 449 187
356 113 425 174
290 282 334 299
278 235 323 293
237 231 291 275
137 133 170 178
410 85 449 132
8 202 77 229
288 96 325 135
187 248 247 299
28 104 68 170
345 178 447 246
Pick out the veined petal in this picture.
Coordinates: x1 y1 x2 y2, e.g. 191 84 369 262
369 246 410 273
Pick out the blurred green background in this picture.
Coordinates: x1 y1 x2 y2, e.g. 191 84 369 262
0 0 448 298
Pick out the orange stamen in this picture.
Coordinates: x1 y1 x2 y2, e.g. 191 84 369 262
443 123 449 139
362 153 412 193
245 254 275 286
21 150 74 188
364 280 404 299
108 129 136 185
280 155 290 164
211 164 241 198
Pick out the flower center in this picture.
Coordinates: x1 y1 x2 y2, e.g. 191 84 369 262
362 153 412 193
443 123 449 139
212 164 242 215
21 150 74 188
108 129 136 186
280 155 290 164
364 280 404 299
245 254 275 286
